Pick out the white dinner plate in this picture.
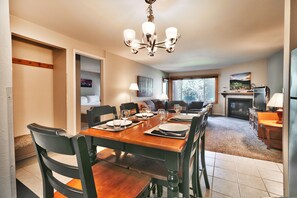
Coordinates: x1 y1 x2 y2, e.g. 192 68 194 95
106 120 132 127
135 113 154 117
159 123 189 133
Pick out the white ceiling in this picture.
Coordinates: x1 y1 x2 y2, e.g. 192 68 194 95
9 0 284 73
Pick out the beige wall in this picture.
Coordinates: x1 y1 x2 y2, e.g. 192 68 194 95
104 52 167 111
169 59 268 115
12 39 54 137
267 50 284 95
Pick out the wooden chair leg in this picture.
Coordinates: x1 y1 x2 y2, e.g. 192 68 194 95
196 153 203 198
201 134 210 189
192 155 199 198
157 184 163 197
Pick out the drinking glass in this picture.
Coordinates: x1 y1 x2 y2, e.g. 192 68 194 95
174 104 181 115
122 110 130 128
146 106 151 114
142 107 148 120
113 118 121 130
158 109 165 123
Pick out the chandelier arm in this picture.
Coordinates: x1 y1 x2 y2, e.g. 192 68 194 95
154 41 166 45
124 41 132 47
151 38 156 51
155 46 167 49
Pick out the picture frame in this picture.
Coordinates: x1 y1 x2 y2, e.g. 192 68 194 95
137 76 153 97
230 72 251 90
81 79 92 88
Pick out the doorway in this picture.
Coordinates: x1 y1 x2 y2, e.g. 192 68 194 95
75 53 103 130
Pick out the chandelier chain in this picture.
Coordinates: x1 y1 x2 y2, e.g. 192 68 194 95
146 4 154 22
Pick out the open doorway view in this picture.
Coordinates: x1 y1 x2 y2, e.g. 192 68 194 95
75 54 102 130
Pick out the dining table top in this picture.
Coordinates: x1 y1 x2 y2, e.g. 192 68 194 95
80 113 190 153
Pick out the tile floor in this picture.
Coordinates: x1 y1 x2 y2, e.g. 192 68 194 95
16 150 283 197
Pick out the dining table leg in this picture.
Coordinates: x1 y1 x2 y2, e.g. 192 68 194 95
165 152 180 197
85 136 97 164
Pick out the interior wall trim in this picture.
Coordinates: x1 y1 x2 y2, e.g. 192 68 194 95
12 57 53 69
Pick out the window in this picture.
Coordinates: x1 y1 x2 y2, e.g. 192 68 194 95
172 76 217 103
162 78 168 95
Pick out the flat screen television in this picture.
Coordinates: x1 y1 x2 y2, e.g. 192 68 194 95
253 86 270 111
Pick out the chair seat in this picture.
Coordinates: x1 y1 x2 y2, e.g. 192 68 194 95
54 161 151 198
97 149 139 169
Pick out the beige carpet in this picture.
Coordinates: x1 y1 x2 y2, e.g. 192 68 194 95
205 116 282 163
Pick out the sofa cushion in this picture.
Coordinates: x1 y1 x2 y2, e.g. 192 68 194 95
151 99 165 110
143 100 156 111
137 101 149 111
188 101 204 110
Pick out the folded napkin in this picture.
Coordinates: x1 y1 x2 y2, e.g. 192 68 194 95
144 126 188 139
151 130 186 137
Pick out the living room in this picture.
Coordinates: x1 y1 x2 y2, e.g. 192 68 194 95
1 0 297 197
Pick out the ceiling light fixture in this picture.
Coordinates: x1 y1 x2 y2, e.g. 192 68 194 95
123 0 180 56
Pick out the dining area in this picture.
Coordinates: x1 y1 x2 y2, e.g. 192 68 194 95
27 102 211 198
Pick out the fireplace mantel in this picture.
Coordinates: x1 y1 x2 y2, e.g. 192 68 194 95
221 92 253 98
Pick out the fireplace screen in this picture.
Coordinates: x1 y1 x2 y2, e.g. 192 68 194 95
228 98 253 120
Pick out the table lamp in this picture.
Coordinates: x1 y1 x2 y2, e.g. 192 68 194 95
160 93 169 109
129 83 139 102
267 93 283 124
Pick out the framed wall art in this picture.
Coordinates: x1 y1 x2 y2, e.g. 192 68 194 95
230 72 251 90
137 76 153 97
81 79 92 88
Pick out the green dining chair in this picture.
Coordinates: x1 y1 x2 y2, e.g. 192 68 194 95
27 123 151 198
129 115 205 197
87 105 117 127
86 105 138 169
196 109 210 197
120 102 139 115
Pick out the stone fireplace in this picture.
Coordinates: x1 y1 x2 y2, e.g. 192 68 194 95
228 98 253 120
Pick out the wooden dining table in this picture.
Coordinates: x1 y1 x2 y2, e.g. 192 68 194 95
80 113 189 198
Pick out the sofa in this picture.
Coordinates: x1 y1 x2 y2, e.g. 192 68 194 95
137 99 211 114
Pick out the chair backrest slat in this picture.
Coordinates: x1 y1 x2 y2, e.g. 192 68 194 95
120 102 139 115
47 171 83 198
41 152 80 179
87 105 117 127
29 124 75 155
27 123 97 198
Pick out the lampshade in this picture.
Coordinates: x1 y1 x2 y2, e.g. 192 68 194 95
129 83 139 91
142 22 155 36
123 29 136 42
267 93 283 108
165 27 178 39
160 93 169 100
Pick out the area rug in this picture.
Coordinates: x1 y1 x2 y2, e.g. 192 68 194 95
205 116 283 163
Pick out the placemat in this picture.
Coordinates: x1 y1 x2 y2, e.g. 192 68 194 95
144 125 189 139
92 120 143 132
